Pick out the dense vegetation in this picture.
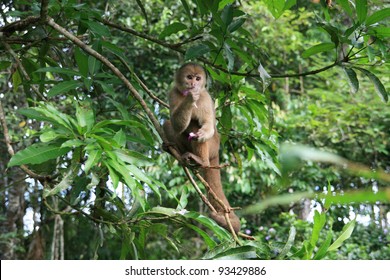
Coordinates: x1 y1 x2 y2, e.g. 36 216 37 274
0 0 389 260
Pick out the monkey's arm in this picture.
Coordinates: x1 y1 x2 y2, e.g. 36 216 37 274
196 95 215 142
169 90 195 134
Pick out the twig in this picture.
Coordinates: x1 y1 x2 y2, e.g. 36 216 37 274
2 41 46 100
99 18 340 79
116 55 169 108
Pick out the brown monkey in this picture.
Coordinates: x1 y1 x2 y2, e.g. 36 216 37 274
163 62 240 233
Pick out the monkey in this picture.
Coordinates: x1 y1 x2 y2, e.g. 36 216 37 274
163 62 241 233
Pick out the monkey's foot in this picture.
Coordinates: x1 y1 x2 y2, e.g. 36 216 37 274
181 152 209 168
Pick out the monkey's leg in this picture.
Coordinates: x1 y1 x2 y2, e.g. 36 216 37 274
162 120 184 153
182 140 210 168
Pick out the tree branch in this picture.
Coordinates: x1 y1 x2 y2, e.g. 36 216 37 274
99 18 340 79
2 41 46 100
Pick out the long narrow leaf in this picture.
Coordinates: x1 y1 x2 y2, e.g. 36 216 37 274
302 43 335 58
342 67 359 94
8 143 71 167
355 67 388 102
328 220 356 251
366 8 390 26
47 80 81 98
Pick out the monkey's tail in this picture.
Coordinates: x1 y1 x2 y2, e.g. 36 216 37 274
203 159 241 233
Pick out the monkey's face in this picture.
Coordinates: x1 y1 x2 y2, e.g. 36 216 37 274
176 65 206 94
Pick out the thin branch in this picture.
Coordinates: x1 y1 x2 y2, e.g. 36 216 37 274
99 18 340 79
116 55 169 108
0 16 40 35
2 41 47 100
98 18 184 53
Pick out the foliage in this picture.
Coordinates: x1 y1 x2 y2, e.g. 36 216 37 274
0 0 389 260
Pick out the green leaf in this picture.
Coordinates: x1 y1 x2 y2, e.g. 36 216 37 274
366 8 390 26
221 105 232 132
355 67 388 102
257 62 271 93
18 108 52 123
61 139 85 148
159 22 187 39
12 69 22 92
40 130 60 142
338 0 353 17
0 61 11 70
88 41 102 75
76 101 95 132
186 223 217 249
86 21 111 37
223 42 234 71
113 149 154 166
310 211 326 247
355 0 367 23
47 80 81 98
302 43 335 58
369 27 390 38
277 226 296 259
8 143 71 167
185 44 210 60
84 148 102 174
328 220 356 251
314 232 333 260
74 47 89 77
264 0 287 19
92 119 143 130
228 18 245 33
342 67 359 94
43 166 77 198
184 212 231 241
221 4 234 28
113 129 126 147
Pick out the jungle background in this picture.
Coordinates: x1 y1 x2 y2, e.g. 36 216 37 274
0 0 389 260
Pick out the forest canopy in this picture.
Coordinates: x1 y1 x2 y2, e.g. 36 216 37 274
0 0 389 260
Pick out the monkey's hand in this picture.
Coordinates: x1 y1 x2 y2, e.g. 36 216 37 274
184 88 200 102
196 127 214 142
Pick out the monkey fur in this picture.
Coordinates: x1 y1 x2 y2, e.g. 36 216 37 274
163 62 240 233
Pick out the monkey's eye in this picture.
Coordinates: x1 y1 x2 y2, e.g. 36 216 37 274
195 76 201 81
186 75 193 80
